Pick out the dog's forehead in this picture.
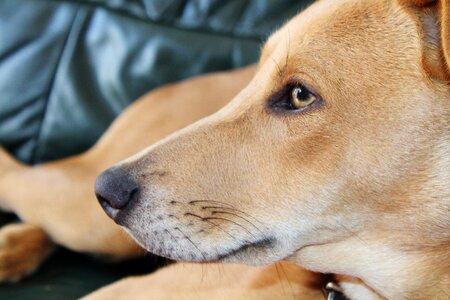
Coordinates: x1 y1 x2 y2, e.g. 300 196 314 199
258 0 420 96
262 0 397 63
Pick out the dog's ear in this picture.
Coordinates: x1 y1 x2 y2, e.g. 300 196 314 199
398 0 450 82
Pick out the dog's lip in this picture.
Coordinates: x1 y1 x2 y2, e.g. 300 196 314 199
215 237 275 261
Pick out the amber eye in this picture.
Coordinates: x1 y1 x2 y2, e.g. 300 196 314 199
268 83 321 113
290 85 318 109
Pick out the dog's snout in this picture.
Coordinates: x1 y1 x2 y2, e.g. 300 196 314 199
95 167 138 220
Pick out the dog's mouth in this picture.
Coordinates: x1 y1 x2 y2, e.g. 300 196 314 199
127 226 277 264
214 237 276 262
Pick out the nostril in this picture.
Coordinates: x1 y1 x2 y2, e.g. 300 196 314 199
96 192 121 220
94 167 139 218
96 194 110 210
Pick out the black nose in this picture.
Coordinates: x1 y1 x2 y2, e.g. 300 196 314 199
95 167 138 220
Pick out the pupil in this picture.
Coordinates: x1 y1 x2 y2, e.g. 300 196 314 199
296 87 308 100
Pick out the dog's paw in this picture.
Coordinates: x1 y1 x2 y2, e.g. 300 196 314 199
0 223 55 283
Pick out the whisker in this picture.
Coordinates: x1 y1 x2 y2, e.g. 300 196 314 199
203 216 256 239
200 205 266 226
200 206 270 243
278 262 296 299
189 200 235 209
199 206 284 276
187 199 279 263
184 212 236 241
204 220 237 241
189 199 270 240
174 227 207 261
270 56 283 78
184 212 204 219
274 262 288 299
210 210 266 237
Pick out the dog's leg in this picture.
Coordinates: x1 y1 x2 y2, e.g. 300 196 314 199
0 149 139 257
0 149 25 212
0 66 256 259
0 223 55 282
82 261 325 300
0 154 56 282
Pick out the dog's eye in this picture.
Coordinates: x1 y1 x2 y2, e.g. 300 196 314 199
289 85 317 110
268 83 321 113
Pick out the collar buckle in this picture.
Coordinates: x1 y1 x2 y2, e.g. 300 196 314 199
323 282 348 300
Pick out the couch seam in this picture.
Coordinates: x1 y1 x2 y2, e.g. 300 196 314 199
30 5 81 164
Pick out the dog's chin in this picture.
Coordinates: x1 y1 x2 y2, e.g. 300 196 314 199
123 226 278 265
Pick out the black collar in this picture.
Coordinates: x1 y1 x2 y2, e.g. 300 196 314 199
323 282 349 300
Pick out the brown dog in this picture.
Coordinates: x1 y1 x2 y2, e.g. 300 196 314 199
1 0 449 299
93 0 449 299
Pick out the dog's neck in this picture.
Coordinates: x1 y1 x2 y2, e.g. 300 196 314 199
299 126 449 299
338 242 449 300
293 234 449 299
291 161 449 300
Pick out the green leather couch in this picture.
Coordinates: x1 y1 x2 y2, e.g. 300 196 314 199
0 0 313 298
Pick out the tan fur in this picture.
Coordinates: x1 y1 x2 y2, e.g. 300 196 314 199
0 223 54 282
0 0 449 299
84 262 324 300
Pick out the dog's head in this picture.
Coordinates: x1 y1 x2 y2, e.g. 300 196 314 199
96 0 449 278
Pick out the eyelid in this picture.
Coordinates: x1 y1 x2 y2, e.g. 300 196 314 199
285 76 320 98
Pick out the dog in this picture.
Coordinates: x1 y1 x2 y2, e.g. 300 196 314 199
1 0 449 299
93 0 449 299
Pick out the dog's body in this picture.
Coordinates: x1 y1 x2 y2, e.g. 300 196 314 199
1 0 449 299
